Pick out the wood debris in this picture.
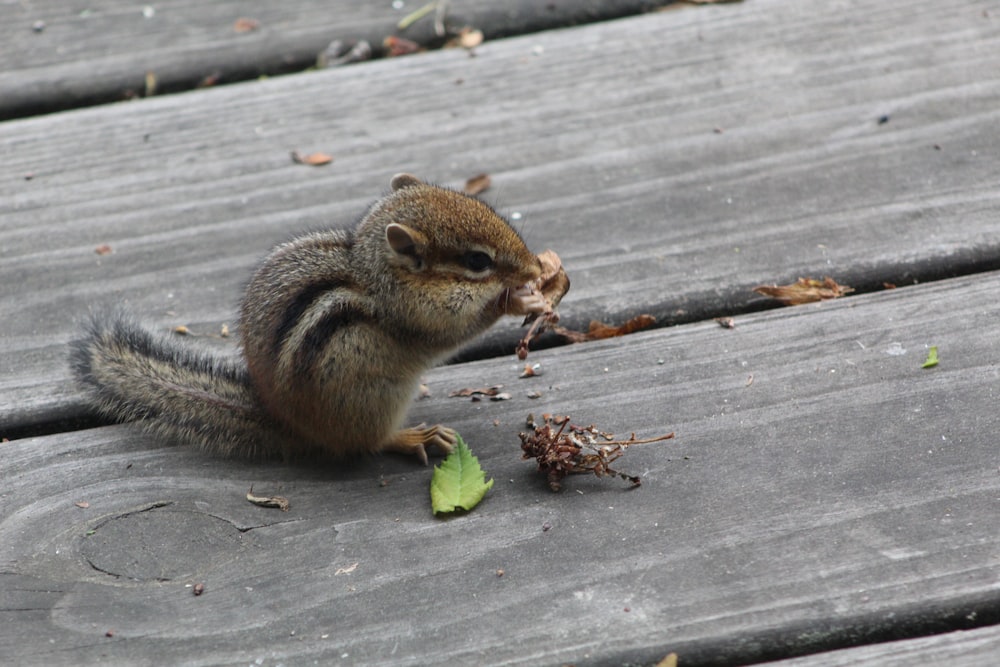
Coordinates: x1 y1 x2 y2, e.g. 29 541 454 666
753 276 853 305
246 486 290 511
446 27 484 50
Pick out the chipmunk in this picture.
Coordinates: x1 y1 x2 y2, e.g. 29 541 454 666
72 174 550 464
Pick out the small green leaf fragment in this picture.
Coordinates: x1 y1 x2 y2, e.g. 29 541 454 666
430 435 494 515
922 346 939 368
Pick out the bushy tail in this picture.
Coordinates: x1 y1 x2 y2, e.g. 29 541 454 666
70 310 285 459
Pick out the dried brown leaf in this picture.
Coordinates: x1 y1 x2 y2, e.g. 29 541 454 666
586 314 657 340
290 151 333 166
753 276 854 305
384 36 421 57
463 173 491 195
234 17 260 33
551 314 657 344
516 250 571 360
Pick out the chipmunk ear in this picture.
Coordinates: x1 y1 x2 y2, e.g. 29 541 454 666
390 173 423 191
386 223 427 269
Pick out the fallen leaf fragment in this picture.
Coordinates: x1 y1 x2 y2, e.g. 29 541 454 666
656 654 679 667
197 72 221 88
922 346 939 368
430 436 494 514
233 17 260 33
551 314 657 344
517 250 571 360
172 325 192 336
520 363 543 378
753 277 854 306
464 173 491 195
144 71 157 97
95 244 113 255
246 486 290 511
384 36 422 57
290 151 333 166
447 27 484 50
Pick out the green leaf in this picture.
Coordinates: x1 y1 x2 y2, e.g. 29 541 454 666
430 435 494 515
922 346 939 368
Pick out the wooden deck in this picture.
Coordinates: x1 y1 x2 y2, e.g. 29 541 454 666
2 0 999 665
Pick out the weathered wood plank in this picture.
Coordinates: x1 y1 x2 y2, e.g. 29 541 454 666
0 0 676 120
3 0 999 435
3 272 998 665
761 625 1000 667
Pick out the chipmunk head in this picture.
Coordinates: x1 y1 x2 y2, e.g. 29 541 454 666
359 174 542 345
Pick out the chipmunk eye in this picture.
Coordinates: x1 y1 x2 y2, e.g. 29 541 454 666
460 250 494 273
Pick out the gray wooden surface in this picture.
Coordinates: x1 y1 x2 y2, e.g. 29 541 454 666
0 0 674 120
762 625 1000 666
2 0 999 664
4 0 1000 434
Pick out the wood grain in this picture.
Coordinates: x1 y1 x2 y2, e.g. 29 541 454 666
3 272 998 665
761 625 1000 667
2 0 1000 662
3 0 999 436
0 0 676 120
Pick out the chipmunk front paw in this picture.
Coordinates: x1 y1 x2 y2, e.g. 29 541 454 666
382 424 457 465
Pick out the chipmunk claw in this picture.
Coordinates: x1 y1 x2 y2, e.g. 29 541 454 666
384 423 457 465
